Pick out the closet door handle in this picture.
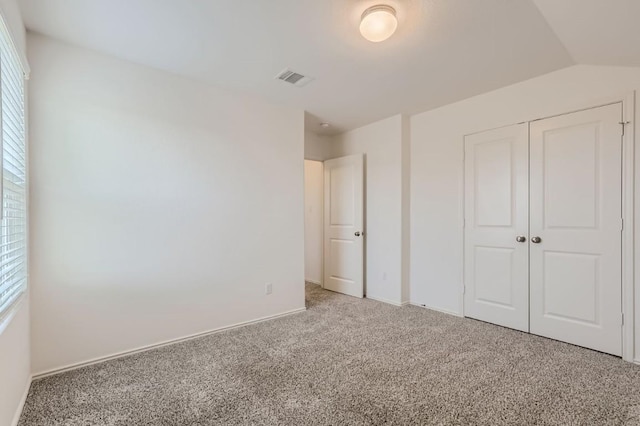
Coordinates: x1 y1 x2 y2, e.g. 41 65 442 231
516 236 526 243
531 236 542 244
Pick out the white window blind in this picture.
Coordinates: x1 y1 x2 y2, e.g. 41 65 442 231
0 18 26 319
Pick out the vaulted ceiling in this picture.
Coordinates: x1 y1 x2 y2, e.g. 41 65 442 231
532 0 640 67
18 0 640 135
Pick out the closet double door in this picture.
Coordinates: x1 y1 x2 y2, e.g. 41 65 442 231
464 103 623 356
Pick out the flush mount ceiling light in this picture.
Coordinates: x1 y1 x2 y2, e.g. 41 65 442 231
320 122 330 128
360 5 398 42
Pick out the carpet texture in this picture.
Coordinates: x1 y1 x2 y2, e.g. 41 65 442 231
19 283 640 425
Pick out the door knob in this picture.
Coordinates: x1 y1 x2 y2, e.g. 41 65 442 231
516 236 526 243
531 236 542 244
355 231 361 237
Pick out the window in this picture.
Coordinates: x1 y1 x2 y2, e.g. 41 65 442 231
0 18 26 319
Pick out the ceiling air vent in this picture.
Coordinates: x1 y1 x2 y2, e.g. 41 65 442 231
275 68 314 87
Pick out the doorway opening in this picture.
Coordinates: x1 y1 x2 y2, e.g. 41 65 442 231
304 159 324 288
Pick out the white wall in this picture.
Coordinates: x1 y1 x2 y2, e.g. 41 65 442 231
28 33 306 375
0 302 30 426
329 115 409 305
304 160 323 284
0 1 30 424
409 64 640 360
304 131 332 161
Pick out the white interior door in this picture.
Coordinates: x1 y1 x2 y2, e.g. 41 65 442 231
529 103 623 356
464 124 529 332
323 155 364 298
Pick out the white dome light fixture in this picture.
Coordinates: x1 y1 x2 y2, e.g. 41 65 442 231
359 5 398 42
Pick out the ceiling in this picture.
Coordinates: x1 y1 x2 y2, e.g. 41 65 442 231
17 0 638 135
532 0 640 67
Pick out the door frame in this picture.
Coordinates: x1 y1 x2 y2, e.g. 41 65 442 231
462 91 636 362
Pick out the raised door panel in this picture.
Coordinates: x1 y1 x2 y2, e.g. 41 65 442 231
543 123 599 229
474 139 513 227
543 251 599 325
329 165 355 226
474 246 515 308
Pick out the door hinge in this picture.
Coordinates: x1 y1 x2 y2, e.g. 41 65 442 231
462 285 466 295
620 218 624 231
621 313 624 326
620 121 630 136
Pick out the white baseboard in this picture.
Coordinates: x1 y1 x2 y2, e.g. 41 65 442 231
11 374 32 426
365 295 408 307
635 359 640 366
410 302 463 318
33 307 307 380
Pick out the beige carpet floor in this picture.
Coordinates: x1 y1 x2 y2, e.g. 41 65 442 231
18 283 640 425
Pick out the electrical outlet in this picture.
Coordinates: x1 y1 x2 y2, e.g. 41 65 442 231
265 282 273 295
